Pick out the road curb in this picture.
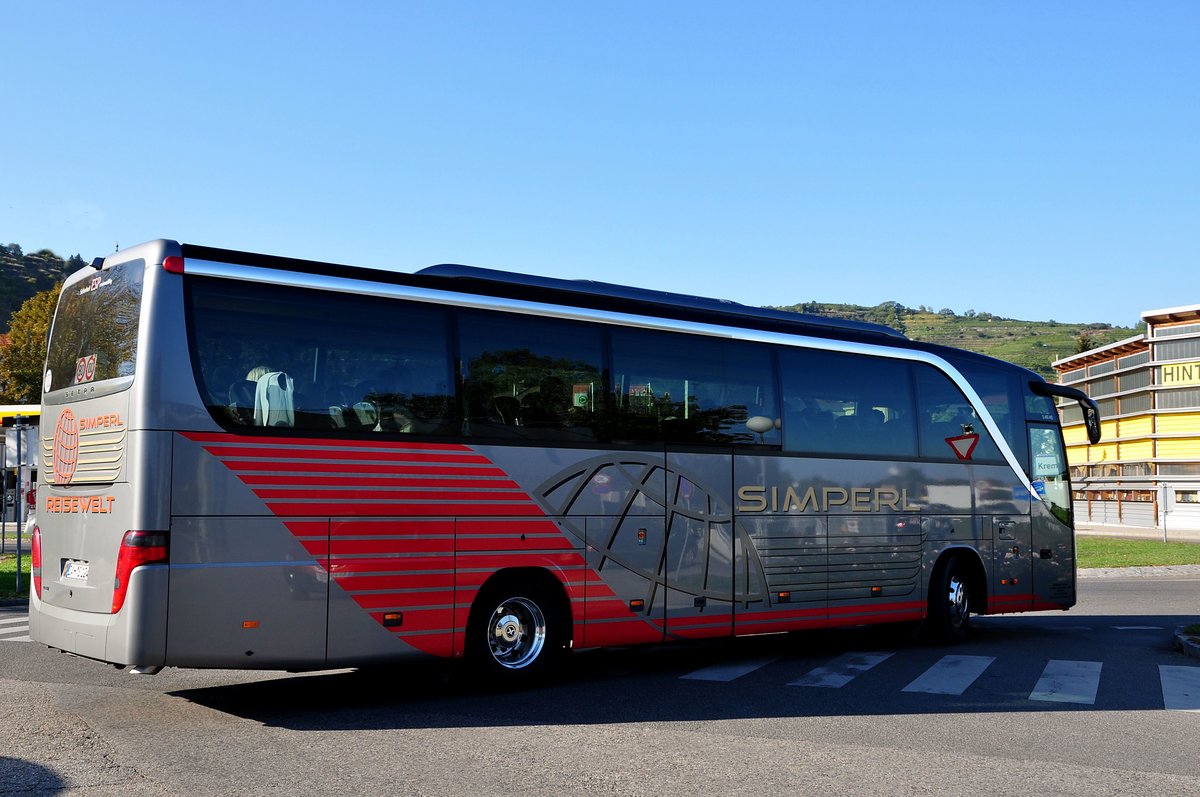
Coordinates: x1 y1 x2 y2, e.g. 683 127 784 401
1077 564 1200 578
1174 627 1200 660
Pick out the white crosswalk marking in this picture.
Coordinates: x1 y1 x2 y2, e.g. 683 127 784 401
681 656 779 682
1029 659 1103 704
676 650 1193 715
903 655 996 695
789 652 894 688
1159 666 1200 712
0 614 31 642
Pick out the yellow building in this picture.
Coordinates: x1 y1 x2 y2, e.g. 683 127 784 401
1054 304 1200 530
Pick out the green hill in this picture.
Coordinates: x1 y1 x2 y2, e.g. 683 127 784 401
772 301 1139 379
0 243 81 330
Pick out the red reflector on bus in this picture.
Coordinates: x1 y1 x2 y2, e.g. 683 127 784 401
382 612 403 628
31 524 42 596
870 586 883 597
629 599 645 611
162 256 185 274
112 530 169 613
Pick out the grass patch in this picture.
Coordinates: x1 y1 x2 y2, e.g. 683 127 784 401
1077 536 1200 569
0 552 32 600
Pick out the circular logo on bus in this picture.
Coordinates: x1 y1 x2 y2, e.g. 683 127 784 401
53 408 79 485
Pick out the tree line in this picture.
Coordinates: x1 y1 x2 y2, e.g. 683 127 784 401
1 242 72 402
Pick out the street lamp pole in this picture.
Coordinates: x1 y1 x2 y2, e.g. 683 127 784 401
12 414 28 594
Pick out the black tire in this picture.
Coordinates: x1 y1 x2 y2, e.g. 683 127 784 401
467 580 567 684
926 554 972 644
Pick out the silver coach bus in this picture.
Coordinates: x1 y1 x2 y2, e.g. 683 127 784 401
29 240 1101 681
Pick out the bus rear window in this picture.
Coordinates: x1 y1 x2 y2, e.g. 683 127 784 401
45 259 145 393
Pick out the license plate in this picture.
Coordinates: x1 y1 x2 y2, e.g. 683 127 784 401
62 559 90 581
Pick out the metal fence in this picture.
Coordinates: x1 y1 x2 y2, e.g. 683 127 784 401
2 420 35 594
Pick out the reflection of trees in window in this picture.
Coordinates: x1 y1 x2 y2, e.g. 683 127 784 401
614 383 756 444
360 365 454 434
464 348 603 437
46 262 144 391
612 331 779 446
1 284 60 402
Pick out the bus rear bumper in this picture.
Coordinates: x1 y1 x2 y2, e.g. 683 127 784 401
29 567 168 668
29 591 112 663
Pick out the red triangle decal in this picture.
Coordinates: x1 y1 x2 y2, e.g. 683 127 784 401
946 433 979 460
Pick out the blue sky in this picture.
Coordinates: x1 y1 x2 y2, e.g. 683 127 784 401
2 2 1196 326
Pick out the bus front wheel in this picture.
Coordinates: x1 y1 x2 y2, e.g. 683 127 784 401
927 554 973 644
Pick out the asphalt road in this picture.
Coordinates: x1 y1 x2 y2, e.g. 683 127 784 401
1 573 1198 797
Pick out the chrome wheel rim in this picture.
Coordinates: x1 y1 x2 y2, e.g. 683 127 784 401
947 574 969 629
487 597 547 669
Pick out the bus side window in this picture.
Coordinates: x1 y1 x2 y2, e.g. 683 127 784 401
778 349 916 458
913 364 1003 462
458 310 606 442
610 330 779 446
188 279 452 438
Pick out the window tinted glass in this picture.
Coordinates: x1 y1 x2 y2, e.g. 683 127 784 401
914 364 1002 461
46 259 144 392
779 348 916 457
459 311 606 441
611 330 779 445
951 360 1029 465
1030 424 1071 525
1025 392 1059 422
187 278 453 434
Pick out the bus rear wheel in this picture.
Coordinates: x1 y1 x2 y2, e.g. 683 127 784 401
468 580 565 684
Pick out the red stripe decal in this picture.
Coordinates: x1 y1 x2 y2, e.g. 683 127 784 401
187 433 770 657
229 460 507 476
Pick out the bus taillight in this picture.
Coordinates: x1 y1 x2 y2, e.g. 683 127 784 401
31 524 42 597
112 530 169 613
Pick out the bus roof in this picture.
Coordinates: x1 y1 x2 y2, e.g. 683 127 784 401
416 263 906 340
179 243 905 342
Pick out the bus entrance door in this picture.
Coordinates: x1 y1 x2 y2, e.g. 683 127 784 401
991 515 1032 613
663 452 734 641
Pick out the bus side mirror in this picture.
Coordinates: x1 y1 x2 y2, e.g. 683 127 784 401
1083 403 1102 445
1028 380 1102 445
